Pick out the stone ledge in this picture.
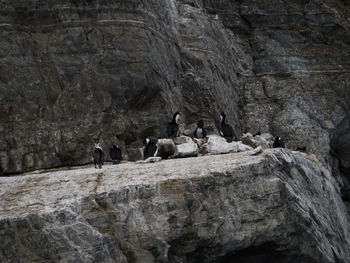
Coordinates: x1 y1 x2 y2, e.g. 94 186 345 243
0 149 349 262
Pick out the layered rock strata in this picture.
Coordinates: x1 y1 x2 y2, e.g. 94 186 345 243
1 0 349 176
0 149 349 262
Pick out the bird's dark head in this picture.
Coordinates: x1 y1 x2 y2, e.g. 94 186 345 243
197 120 204 128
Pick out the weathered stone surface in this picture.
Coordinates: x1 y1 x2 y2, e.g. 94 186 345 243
175 140 198 158
0 0 242 174
234 0 350 174
241 132 272 149
204 135 253 155
0 0 349 177
157 139 176 159
127 147 143 162
172 136 193 145
0 149 349 262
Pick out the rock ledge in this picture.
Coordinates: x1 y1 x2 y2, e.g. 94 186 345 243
0 149 349 263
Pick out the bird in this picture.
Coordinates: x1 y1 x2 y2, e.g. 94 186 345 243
273 136 285 148
194 120 207 139
143 137 158 159
219 112 235 142
167 112 180 138
93 144 104 169
109 145 122 164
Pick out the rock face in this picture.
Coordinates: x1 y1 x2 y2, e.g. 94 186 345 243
1 0 349 176
0 149 349 262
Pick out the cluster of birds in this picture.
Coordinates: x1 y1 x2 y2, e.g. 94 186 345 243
93 111 288 169
167 111 234 141
93 144 122 169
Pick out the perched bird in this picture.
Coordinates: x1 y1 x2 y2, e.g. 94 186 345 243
143 137 158 159
194 120 207 139
109 145 122 164
167 112 180 138
93 144 104 169
219 112 235 142
273 136 285 148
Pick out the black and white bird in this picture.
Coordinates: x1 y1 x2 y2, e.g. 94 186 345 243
194 120 207 139
143 137 158 159
167 112 180 138
93 144 104 169
219 112 235 142
109 145 122 164
273 136 285 148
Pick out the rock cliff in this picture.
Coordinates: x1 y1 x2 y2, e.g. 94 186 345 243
0 149 349 262
0 0 349 178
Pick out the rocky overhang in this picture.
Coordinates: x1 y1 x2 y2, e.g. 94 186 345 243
0 149 349 263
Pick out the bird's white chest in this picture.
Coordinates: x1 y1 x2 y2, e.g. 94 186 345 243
197 128 204 138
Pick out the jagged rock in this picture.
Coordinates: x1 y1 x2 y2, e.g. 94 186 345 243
204 135 253 155
241 133 271 149
247 146 263 156
0 149 349 262
193 138 208 156
0 0 349 177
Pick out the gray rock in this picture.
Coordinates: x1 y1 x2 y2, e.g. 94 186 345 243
0 149 349 262
157 139 176 159
204 135 253 155
137 157 162 164
127 148 143 162
0 0 349 181
175 141 199 158
172 136 193 145
241 133 271 149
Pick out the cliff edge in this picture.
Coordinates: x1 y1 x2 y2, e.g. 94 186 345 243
0 149 349 262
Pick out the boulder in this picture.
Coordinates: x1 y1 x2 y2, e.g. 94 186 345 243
204 135 253 155
175 141 199 158
157 139 176 159
241 133 271 149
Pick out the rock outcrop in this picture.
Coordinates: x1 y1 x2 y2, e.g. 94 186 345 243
1 0 350 176
0 149 349 262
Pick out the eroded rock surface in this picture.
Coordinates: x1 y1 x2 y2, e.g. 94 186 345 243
0 149 349 263
1 0 349 176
